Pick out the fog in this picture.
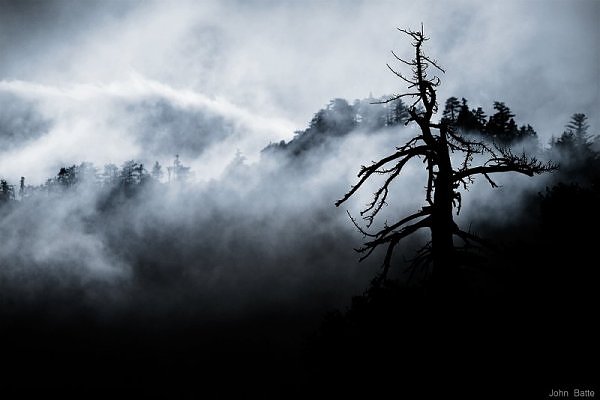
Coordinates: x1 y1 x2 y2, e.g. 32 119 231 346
1 0 598 183
0 0 597 322
0 123 414 318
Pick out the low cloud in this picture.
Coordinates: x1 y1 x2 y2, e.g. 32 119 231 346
0 74 295 183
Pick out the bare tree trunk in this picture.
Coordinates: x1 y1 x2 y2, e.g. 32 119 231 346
431 129 456 284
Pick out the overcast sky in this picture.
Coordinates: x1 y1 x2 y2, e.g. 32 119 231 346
0 0 598 183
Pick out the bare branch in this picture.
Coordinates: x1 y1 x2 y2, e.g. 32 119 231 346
397 27 423 43
482 173 499 188
453 159 557 183
454 228 496 250
380 236 400 279
361 216 431 251
371 92 420 105
361 165 402 227
421 55 446 73
356 216 432 281
403 241 433 282
346 210 376 238
361 152 430 226
386 64 418 86
357 216 432 263
396 135 424 151
390 50 414 66
376 207 432 239
335 145 429 207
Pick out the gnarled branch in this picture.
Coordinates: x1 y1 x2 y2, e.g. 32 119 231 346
357 216 432 275
335 145 429 207
453 161 556 183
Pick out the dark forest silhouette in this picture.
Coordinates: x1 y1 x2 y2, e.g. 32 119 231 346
308 28 598 398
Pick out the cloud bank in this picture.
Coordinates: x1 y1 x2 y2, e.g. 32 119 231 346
0 0 597 183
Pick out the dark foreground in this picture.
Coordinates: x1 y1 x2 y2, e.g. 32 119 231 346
1 180 599 398
1 269 597 398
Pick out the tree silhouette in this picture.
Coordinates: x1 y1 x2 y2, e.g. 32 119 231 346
517 124 537 140
454 98 479 132
57 165 78 188
554 113 591 151
486 101 520 142
473 107 487 130
0 179 15 203
551 113 597 183
167 154 190 183
120 160 147 188
309 98 357 137
19 177 25 200
102 164 119 186
151 161 164 181
335 25 555 285
386 98 409 127
442 97 537 143
565 113 589 138
442 96 461 123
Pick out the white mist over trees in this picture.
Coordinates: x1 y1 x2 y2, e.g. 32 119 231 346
0 82 596 315
0 4 598 391
0 1 597 183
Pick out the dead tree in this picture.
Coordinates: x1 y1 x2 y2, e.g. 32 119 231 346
335 25 555 285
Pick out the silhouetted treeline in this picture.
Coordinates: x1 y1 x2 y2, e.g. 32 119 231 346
0 178 15 202
262 95 545 162
440 96 538 144
263 95 408 157
0 155 191 204
1 99 597 208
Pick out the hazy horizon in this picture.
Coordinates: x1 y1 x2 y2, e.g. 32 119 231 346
0 0 598 184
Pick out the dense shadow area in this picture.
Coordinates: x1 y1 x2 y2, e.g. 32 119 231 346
308 176 600 397
1 307 315 396
1 177 597 397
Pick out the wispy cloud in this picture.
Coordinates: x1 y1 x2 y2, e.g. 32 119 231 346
0 73 296 183
0 1 597 183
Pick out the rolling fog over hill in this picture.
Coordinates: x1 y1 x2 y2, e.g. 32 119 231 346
0 98 423 315
0 94 571 315
0 0 598 182
0 0 598 396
